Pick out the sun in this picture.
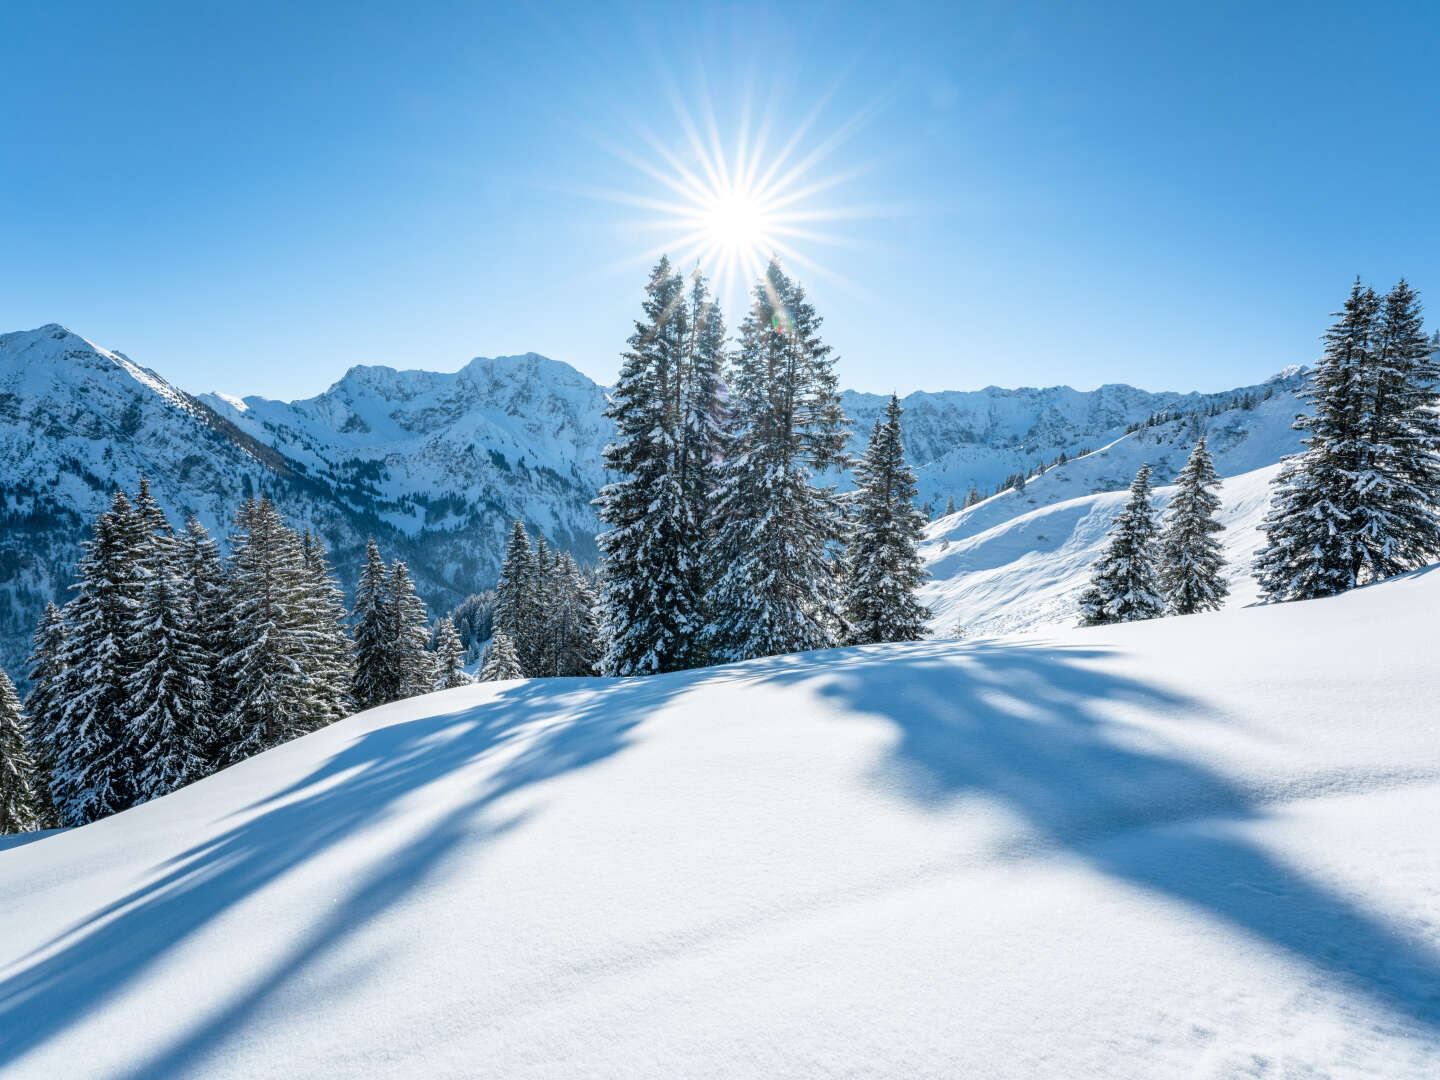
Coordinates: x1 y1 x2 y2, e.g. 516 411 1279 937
587 90 887 313
701 187 772 259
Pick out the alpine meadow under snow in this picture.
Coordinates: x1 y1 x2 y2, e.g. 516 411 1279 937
3 566 1440 1077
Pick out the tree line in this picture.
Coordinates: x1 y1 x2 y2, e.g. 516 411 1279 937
0 484 478 831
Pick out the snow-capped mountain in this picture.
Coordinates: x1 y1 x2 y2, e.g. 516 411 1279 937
4 564 1439 1077
0 321 1312 679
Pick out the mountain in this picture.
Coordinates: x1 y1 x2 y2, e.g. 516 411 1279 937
0 325 609 679
0 322 1310 679
3 564 1439 1077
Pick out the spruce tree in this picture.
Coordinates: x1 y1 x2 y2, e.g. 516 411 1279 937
177 516 230 732
1078 464 1165 626
126 568 212 800
597 257 700 676
944 494 957 516
0 668 42 834
352 538 398 710
549 553 602 676
214 496 325 765
23 603 65 828
843 395 933 644
51 491 147 824
298 530 355 725
703 259 850 662
432 617 472 690
1255 281 1382 601
480 631 525 681
1161 436 1228 615
389 559 434 699
494 519 542 676
963 486 982 509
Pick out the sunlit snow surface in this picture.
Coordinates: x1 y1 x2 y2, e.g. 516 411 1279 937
3 568 1440 1078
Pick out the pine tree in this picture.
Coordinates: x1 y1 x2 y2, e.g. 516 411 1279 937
703 259 850 662
944 494 957 516
176 516 230 731
214 496 326 765
1255 281 1384 601
597 257 701 676
23 603 65 828
51 491 147 824
125 568 212 800
389 559 434 699
0 668 42 834
1161 436 1228 615
480 631 525 681
494 520 542 676
843 395 933 644
963 486 982 509
432 617 472 690
352 538 398 710
1078 464 1165 625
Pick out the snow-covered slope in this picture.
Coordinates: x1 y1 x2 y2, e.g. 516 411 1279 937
916 388 1315 636
3 568 1440 1078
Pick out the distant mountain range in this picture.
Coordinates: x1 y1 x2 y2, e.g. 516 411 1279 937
0 322 1311 676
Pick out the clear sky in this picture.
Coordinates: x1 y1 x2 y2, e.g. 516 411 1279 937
2 1 1437 400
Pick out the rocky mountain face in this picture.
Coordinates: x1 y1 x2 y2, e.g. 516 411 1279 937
0 322 1308 678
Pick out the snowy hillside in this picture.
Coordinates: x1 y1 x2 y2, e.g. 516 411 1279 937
916 388 1318 636
3 568 1440 1078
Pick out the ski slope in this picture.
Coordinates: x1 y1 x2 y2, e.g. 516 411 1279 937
4 568 1440 1078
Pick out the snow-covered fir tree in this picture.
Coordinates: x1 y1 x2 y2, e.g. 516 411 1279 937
297 530 355 726
494 520 543 676
597 257 704 676
1160 436 1228 615
23 603 65 828
944 494 957 516
703 259 850 662
480 631 525 681
214 496 330 765
963 486 983 509
843 395 932 644
125 565 212 800
0 667 42 834
176 516 230 727
431 617 472 690
1253 279 1440 601
50 491 147 825
545 553 602 676
388 559 434 698
352 538 398 710
1078 464 1165 626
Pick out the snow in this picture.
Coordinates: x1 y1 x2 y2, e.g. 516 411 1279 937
4 567 1440 1077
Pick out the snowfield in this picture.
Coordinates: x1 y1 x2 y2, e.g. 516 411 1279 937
4 568 1440 1078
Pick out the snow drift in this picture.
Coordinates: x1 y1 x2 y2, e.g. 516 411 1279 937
3 569 1440 1078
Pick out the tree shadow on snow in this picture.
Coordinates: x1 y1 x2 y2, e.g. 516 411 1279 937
798 638 1440 1035
0 673 680 1078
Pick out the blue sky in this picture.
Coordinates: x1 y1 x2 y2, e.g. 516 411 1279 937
2 1 1436 400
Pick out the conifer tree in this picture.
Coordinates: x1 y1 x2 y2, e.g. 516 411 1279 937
549 553 602 676
597 257 700 676
126 568 211 800
703 259 850 662
480 631 525 681
23 603 65 828
214 496 325 765
494 520 542 676
843 395 932 644
1255 281 1384 601
352 539 398 710
0 668 42 834
1161 437 1228 615
945 494 957 516
177 516 230 730
298 530 355 725
1078 464 1165 626
51 491 147 824
963 486 982 508
432 617 472 690
389 559 434 699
